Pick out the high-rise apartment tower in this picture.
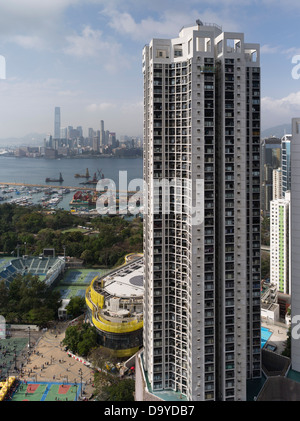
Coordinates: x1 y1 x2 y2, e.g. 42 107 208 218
291 118 300 372
141 22 261 401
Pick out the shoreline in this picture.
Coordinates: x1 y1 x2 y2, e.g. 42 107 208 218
0 154 143 160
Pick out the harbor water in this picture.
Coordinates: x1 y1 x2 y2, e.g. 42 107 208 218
0 156 143 212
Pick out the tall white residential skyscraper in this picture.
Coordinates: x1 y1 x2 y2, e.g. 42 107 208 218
291 118 300 372
270 192 290 294
54 107 61 139
140 22 261 401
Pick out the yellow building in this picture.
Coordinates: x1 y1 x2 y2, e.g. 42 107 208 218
85 254 143 357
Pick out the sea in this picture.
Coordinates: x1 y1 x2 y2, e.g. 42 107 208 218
0 156 143 212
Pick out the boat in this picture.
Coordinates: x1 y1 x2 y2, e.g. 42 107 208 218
98 168 105 179
74 168 90 178
45 173 64 183
69 190 98 208
79 172 99 185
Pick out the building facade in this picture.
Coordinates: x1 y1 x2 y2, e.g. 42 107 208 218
270 192 290 294
100 120 105 149
273 167 282 200
85 255 143 357
142 22 261 401
54 107 61 140
282 134 292 197
291 118 300 372
260 137 281 215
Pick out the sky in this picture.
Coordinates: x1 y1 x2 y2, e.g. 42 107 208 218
0 0 300 140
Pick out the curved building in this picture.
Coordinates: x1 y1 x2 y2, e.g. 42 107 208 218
85 255 143 357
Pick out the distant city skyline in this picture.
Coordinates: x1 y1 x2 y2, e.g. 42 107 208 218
0 1 300 138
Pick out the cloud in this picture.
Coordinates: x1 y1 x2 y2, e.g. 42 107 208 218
262 91 300 129
63 25 132 72
0 0 75 34
0 0 80 53
100 7 240 42
120 101 143 114
58 89 82 97
10 35 46 51
86 103 116 112
0 0 79 18
261 44 281 54
64 26 111 58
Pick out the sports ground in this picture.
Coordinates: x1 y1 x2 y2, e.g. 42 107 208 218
10 381 80 401
54 268 111 299
1 323 95 401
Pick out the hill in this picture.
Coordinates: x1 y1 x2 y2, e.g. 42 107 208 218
261 124 291 139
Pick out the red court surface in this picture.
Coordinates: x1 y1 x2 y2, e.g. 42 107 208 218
27 384 40 393
58 384 71 394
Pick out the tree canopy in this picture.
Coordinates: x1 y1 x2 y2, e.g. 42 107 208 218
62 322 98 357
0 273 61 326
0 204 143 267
66 296 86 318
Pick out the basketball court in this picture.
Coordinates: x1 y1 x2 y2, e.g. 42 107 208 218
10 381 80 401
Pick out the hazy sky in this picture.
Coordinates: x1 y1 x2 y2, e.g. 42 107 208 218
0 0 300 139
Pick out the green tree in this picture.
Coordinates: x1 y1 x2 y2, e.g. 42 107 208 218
3 273 61 325
77 327 97 356
63 325 81 353
27 306 55 326
104 379 135 401
66 296 86 318
62 323 98 357
80 249 94 265
0 280 8 310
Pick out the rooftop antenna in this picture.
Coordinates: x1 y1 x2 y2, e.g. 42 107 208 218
196 19 203 26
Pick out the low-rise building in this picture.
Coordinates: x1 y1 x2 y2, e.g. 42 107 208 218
85 255 143 357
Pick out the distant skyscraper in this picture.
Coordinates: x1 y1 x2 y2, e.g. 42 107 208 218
76 126 83 137
100 120 105 148
138 21 261 401
260 137 281 215
261 137 281 169
93 130 100 153
108 132 117 148
281 134 292 197
60 127 67 139
54 107 61 139
273 167 282 200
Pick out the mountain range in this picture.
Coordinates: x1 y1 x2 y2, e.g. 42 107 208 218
0 133 47 148
261 124 291 139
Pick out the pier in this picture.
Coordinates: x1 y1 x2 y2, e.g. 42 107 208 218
0 182 137 194
0 182 95 191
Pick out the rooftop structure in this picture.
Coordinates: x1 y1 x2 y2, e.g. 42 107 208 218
85 254 143 357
